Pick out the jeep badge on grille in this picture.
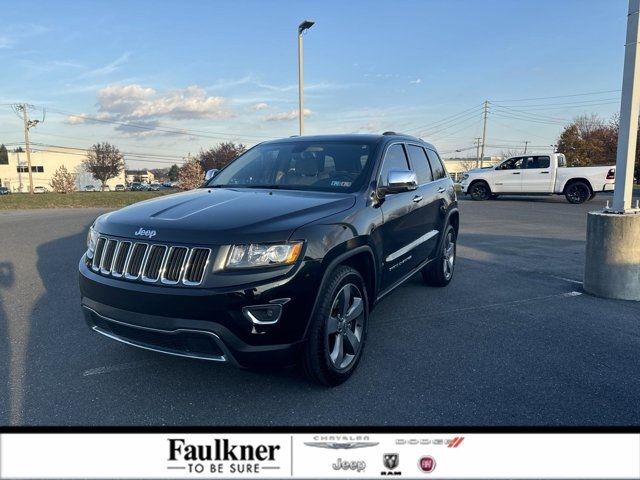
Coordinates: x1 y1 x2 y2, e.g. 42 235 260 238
134 228 156 239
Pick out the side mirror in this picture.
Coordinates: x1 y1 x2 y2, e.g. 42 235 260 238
381 169 418 195
204 169 219 181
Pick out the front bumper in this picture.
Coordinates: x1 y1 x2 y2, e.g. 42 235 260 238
79 257 322 367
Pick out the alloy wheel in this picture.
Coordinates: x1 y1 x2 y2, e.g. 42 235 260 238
567 183 589 203
443 230 456 280
326 283 365 370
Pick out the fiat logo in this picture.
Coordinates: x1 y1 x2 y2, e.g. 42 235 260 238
418 456 436 473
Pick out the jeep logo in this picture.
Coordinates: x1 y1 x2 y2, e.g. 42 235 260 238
134 227 156 239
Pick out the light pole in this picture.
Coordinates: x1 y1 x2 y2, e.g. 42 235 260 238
298 20 314 136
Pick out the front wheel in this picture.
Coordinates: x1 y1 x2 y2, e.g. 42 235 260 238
469 181 491 201
565 181 591 204
301 266 368 386
422 224 457 287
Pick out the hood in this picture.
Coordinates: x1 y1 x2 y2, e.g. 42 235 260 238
96 188 356 245
465 167 492 174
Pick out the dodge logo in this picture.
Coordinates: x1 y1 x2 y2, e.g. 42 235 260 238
134 227 156 239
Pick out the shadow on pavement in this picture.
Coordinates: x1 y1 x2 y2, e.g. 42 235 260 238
0 261 14 423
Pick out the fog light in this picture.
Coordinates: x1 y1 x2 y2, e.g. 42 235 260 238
242 304 282 325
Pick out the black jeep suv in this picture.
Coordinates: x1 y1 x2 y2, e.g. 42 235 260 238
79 133 459 385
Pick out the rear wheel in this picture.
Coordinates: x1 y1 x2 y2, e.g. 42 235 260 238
565 181 591 204
301 266 368 386
469 181 490 201
422 224 457 287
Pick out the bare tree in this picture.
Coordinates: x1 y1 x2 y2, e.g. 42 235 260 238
500 148 523 160
83 142 124 189
49 165 76 193
197 142 246 171
178 157 204 190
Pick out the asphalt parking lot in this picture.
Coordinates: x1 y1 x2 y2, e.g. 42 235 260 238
0 193 639 426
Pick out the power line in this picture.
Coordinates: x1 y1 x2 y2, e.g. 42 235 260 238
404 104 484 133
491 89 621 102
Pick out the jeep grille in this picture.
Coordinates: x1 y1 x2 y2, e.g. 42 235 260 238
90 236 210 286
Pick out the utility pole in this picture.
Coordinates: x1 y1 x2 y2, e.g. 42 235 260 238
523 140 530 154
612 0 640 212
474 137 481 168
479 100 489 168
583 0 640 301
16 150 23 192
19 104 34 194
297 20 315 136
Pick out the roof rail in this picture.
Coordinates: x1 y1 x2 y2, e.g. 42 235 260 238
382 131 397 135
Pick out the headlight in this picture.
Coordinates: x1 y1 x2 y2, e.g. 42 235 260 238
462 173 469 180
86 226 99 258
222 242 303 269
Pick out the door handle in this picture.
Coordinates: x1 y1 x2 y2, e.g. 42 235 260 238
412 195 423 203
512 172 521 175
437 187 446 193
540 171 549 174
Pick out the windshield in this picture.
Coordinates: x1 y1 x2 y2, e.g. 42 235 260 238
205 140 379 193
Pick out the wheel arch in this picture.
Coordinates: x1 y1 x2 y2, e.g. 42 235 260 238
562 177 594 194
303 245 377 340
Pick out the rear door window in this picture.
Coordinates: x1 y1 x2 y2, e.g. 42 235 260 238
406 144 433 184
425 149 446 180
524 156 550 169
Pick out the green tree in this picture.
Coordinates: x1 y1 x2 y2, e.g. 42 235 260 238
168 164 180 181
0 144 8 165
197 142 246 171
82 142 125 189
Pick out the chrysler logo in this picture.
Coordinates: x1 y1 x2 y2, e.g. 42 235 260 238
134 227 156 239
304 442 378 450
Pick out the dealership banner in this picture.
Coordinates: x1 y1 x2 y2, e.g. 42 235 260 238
0 433 638 479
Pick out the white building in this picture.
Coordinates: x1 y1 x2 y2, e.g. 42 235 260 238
0 146 126 192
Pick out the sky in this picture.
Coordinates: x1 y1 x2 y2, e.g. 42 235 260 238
0 0 630 168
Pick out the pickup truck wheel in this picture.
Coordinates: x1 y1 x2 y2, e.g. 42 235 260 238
300 265 368 386
565 181 591 204
469 181 490 201
588 192 597 201
422 224 456 287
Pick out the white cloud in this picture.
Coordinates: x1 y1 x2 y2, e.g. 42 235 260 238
266 108 312 121
409 78 422 84
66 83 233 135
252 102 269 111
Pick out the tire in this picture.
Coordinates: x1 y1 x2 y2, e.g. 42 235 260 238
565 181 591 204
489 194 499 199
422 224 457 287
300 265 369 386
588 192 597 201
469 181 491 201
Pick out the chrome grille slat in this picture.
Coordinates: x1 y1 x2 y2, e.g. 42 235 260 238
111 241 131 277
183 248 211 286
124 243 148 279
142 245 167 282
92 236 210 286
100 239 118 274
161 246 189 285
91 237 106 271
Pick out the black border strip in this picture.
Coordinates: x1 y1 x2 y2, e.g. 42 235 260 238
0 426 638 433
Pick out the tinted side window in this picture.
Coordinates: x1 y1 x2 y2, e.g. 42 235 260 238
425 149 446 180
524 156 550 169
379 144 409 186
406 145 433 184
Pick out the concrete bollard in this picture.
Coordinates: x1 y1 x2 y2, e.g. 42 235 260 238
584 211 640 301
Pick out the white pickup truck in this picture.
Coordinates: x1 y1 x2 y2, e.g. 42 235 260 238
459 153 616 204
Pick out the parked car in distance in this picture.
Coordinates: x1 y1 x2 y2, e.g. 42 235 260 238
33 186 48 194
79 133 459 386
129 182 146 191
0 187 10 195
460 153 615 204
85 185 96 192
115 184 126 192
148 183 161 191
